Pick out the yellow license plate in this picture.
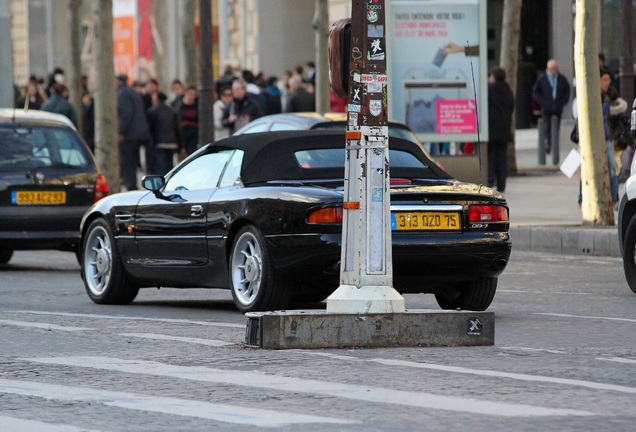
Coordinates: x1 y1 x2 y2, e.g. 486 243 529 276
391 212 461 231
12 191 67 205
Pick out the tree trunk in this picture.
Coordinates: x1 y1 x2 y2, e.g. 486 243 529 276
500 0 523 175
574 0 613 225
620 0 634 104
152 0 166 87
182 0 197 86
68 0 83 135
198 0 214 145
93 0 120 192
313 0 329 114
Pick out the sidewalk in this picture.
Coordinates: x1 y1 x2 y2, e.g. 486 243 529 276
504 119 620 257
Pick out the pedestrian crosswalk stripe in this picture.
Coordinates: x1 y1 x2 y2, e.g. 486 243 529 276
302 351 636 395
536 312 636 324
23 356 594 417
14 310 245 328
0 415 104 432
0 379 357 427
119 332 234 347
0 319 93 332
597 357 636 365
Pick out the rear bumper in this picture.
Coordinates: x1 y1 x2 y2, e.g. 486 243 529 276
267 231 511 293
0 231 80 251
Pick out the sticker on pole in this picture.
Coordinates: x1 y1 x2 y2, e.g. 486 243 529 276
467 317 482 336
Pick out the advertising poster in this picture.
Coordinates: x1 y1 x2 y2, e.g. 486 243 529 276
388 0 488 143
113 0 137 80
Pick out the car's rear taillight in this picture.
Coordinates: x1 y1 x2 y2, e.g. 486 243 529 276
307 207 343 224
390 178 411 186
468 204 508 222
94 174 109 202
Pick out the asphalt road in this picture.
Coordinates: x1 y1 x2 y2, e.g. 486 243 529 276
1 250 635 431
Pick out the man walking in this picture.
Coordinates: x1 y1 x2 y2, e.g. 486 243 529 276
116 74 150 191
533 59 570 165
487 66 514 193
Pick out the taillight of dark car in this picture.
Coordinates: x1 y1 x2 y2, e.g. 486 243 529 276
468 204 508 222
307 207 343 224
94 174 109 202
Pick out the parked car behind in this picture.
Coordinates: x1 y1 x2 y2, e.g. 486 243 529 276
232 112 440 164
0 109 109 263
79 130 510 313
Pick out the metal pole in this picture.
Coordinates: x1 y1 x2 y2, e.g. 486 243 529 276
198 0 214 145
327 0 405 314
0 0 14 107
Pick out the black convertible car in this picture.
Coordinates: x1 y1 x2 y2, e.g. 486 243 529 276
80 130 510 312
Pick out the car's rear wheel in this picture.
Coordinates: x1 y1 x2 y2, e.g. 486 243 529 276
0 249 13 264
434 277 497 311
82 219 139 304
622 216 636 294
229 225 291 312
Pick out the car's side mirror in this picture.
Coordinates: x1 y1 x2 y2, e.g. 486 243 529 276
142 175 165 192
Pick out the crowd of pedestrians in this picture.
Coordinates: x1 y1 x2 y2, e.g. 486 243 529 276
13 62 348 192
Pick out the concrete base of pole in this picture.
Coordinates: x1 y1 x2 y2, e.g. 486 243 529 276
245 309 494 349
326 284 406 314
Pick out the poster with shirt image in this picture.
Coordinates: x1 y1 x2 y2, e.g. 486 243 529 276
388 0 488 143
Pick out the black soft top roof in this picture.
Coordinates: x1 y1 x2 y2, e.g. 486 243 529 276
210 130 451 185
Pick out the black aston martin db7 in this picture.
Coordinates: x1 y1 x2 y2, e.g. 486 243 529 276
80 130 510 312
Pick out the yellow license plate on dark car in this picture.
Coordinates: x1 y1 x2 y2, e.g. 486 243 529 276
391 212 460 231
12 191 66 205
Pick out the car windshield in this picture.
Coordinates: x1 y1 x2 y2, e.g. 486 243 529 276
0 125 91 172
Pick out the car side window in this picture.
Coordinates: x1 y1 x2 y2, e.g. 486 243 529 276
165 150 233 191
219 150 243 187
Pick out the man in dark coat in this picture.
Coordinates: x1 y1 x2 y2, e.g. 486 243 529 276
487 67 515 193
148 92 182 175
286 76 315 113
222 79 262 134
532 59 570 165
116 74 150 191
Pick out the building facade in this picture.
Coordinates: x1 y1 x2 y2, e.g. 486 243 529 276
7 0 628 118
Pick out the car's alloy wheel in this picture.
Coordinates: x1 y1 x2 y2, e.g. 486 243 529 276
0 249 13 264
622 216 636 294
82 219 139 304
229 225 291 312
434 277 497 311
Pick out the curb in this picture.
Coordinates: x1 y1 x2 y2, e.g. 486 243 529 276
510 225 621 257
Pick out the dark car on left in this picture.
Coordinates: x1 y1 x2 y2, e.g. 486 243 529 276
79 130 510 313
0 109 109 263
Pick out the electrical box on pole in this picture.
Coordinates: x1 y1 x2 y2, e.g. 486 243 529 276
327 0 405 314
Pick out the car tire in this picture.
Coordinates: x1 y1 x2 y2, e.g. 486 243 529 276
0 249 13 264
82 219 139 305
435 277 497 311
622 216 636 294
229 225 291 312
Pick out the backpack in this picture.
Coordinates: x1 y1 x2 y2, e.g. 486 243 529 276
610 112 634 150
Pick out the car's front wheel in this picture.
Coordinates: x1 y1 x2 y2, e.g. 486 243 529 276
82 219 139 304
434 277 497 311
0 249 13 264
622 216 636 294
229 225 291 312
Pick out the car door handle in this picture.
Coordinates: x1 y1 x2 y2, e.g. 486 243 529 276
190 205 204 217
